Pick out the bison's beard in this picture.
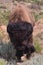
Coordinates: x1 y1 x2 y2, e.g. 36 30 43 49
7 21 35 61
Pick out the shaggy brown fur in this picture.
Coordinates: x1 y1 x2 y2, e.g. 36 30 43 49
7 4 35 62
9 4 35 26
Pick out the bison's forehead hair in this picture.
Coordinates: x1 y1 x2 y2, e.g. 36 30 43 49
9 4 35 26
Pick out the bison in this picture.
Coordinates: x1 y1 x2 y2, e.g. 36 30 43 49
7 4 35 62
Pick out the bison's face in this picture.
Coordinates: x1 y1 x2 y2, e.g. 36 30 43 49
7 21 33 44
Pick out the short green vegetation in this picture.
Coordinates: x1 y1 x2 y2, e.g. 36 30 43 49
34 39 42 53
0 9 10 25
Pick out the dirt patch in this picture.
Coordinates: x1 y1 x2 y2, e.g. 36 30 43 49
0 25 10 43
33 19 43 53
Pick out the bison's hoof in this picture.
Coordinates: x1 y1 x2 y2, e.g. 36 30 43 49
21 54 28 61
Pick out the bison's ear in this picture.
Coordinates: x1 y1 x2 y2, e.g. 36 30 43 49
7 23 13 34
27 23 33 34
